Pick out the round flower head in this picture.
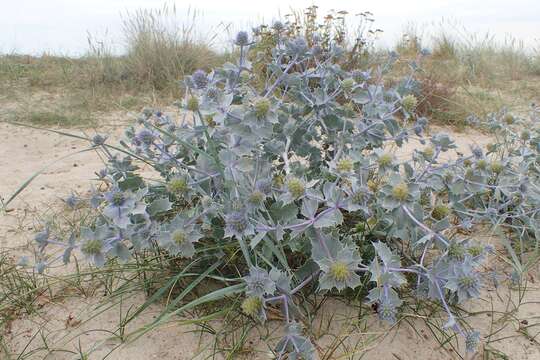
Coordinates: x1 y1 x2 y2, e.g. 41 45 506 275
244 267 276 297
92 134 107 146
287 177 305 199
465 331 481 353
378 300 398 323
272 20 284 32
234 31 250 46
157 215 202 258
490 161 503 174
224 210 254 239
431 204 450 220
253 98 271 118
471 146 483 159
311 44 323 57
423 146 435 160
315 244 363 291
135 129 155 146
477 160 488 171
367 179 379 192
191 69 208 89
248 190 265 207
187 96 199 112
102 188 145 229
401 94 418 112
392 182 409 202
503 113 514 124
447 240 466 262
377 152 393 168
335 157 354 174
287 37 309 56
329 261 350 282
446 260 482 303
82 239 103 256
241 296 264 318
167 176 190 196
79 225 112 267
205 87 220 102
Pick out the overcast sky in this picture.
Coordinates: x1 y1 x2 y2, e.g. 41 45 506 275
2 0 539 55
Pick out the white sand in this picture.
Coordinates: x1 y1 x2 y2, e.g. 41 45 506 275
1 120 539 359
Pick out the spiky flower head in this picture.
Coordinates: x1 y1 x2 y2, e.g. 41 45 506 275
187 96 199 112
287 177 305 199
465 331 481 353
378 300 398 323
234 31 250 46
476 159 487 170
225 210 254 238
446 260 481 303
467 245 483 257
111 192 126 206
378 153 393 167
172 230 186 245
244 267 276 297
329 261 350 282
272 21 284 31
336 157 354 174
423 146 435 159
191 69 208 89
521 130 531 141
92 134 107 146
241 296 263 317
402 94 418 112
471 146 483 159
167 177 189 195
431 204 450 220
253 98 271 118
315 242 363 292
135 129 155 146
248 191 265 206
205 115 216 127
447 241 466 262
287 37 309 56
490 161 503 174
82 239 103 255
205 87 219 101
392 182 409 201
158 216 202 258
503 113 514 124
458 275 477 290
239 70 250 82
79 226 111 267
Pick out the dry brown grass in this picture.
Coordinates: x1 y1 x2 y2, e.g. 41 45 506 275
0 6 538 129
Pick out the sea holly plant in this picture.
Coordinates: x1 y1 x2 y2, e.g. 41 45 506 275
21 24 540 358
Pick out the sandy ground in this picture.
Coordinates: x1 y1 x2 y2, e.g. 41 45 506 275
1 118 540 360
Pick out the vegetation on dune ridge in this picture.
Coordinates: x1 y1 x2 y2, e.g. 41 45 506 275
4 16 540 359
0 5 539 128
